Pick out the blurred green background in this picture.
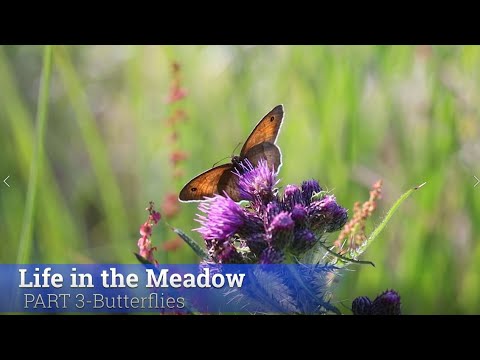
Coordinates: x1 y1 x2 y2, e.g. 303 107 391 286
0 45 479 314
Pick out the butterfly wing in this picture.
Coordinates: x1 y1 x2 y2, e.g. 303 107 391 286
243 142 282 172
178 164 234 202
217 170 241 202
240 104 284 157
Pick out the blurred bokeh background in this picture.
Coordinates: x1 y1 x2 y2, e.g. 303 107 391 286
0 45 479 314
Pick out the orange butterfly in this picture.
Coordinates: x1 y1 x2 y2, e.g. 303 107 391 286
178 105 284 202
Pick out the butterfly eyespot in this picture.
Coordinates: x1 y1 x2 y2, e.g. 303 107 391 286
191 187 197 192
270 116 274 122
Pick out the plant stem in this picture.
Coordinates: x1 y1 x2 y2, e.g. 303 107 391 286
347 182 427 262
17 45 53 263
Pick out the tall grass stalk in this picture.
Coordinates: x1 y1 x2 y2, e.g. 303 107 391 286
17 45 53 263
54 46 130 261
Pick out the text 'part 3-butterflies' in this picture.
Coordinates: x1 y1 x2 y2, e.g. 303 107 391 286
178 104 285 203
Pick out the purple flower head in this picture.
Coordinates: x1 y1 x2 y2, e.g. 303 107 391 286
266 200 282 223
291 204 308 223
191 158 351 265
236 159 279 203
260 247 285 264
195 194 246 241
236 212 264 239
282 184 304 210
269 212 295 232
351 296 373 315
151 211 161 224
268 211 294 248
308 195 348 233
291 228 316 254
301 179 323 205
371 289 401 315
245 233 268 257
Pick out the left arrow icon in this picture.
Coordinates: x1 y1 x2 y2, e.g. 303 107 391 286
3 175 10 187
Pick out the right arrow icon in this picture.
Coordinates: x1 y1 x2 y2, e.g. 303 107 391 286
3 175 10 187
475 175 480 188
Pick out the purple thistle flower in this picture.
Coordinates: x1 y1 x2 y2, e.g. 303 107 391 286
291 204 308 223
308 195 348 233
291 228 316 253
301 179 323 205
236 159 279 203
351 296 373 315
195 194 246 241
245 233 268 257
237 212 264 239
191 157 352 266
266 201 282 223
269 212 295 232
268 211 295 248
260 247 285 264
371 289 401 315
282 184 304 210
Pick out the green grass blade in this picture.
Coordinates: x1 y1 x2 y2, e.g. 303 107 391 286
53 46 129 261
17 45 53 264
0 47 83 263
347 182 427 261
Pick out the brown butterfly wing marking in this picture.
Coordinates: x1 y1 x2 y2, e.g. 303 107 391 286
240 104 284 157
217 170 241 202
178 164 233 202
243 142 282 172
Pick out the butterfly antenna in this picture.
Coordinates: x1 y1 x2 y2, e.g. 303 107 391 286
211 156 230 168
231 142 242 157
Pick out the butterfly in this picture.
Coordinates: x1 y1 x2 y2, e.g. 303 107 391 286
178 104 284 202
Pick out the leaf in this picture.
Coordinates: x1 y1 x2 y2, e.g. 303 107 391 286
134 252 154 265
222 287 271 315
288 264 340 314
225 267 300 314
252 267 300 313
170 226 208 259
